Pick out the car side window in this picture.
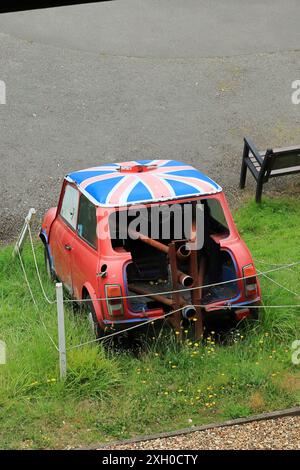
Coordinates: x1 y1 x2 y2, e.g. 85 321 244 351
60 184 79 230
205 198 229 235
77 194 97 249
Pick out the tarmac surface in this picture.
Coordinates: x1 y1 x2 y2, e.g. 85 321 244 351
0 1 300 242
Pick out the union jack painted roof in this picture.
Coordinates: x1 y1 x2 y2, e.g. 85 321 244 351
67 160 222 207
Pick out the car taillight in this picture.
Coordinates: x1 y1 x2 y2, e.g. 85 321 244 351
105 284 124 317
242 264 258 297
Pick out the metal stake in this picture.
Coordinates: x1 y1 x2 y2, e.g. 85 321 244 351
56 282 67 379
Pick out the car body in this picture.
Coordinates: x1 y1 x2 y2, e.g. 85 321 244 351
40 159 261 337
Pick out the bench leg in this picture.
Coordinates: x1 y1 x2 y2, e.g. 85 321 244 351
239 158 247 189
255 177 264 203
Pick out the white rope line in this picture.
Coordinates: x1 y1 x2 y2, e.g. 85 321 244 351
65 260 300 302
194 304 300 310
17 246 38 308
257 269 300 297
28 225 56 304
68 306 186 350
18 229 300 352
17 246 59 352
26 230 300 304
254 258 297 267
17 224 300 353
69 299 300 351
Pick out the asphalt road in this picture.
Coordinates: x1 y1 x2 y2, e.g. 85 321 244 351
0 1 300 242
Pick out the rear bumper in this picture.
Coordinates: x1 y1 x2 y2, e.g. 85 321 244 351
204 297 261 320
102 316 164 330
102 297 261 326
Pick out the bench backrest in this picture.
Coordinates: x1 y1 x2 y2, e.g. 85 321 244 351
267 147 300 171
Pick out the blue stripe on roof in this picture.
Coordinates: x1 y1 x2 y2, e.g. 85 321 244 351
163 178 203 197
127 181 153 203
69 170 115 185
135 160 153 165
85 175 124 204
164 169 220 189
160 160 186 167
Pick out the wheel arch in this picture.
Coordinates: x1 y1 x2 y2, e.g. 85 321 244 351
81 282 104 325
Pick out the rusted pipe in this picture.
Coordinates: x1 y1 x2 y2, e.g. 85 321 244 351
182 305 197 319
127 227 193 263
177 244 191 260
128 284 174 307
178 270 193 288
127 227 169 254
127 227 194 287
128 284 189 309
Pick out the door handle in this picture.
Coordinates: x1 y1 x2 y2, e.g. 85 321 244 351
64 244 72 251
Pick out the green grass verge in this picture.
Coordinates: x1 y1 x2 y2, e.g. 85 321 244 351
0 196 300 449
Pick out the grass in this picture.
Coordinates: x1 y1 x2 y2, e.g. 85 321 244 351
0 196 300 449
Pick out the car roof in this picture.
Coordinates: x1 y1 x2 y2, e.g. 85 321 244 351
66 159 222 207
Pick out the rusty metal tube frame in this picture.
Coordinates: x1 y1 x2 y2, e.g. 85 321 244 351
176 243 191 260
127 227 193 287
128 227 191 262
128 284 190 310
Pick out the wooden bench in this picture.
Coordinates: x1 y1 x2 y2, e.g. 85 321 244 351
240 137 300 202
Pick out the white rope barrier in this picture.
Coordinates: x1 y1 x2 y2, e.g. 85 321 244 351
67 306 185 350
68 300 300 351
28 225 56 305
63 261 300 303
16 218 300 374
257 269 300 297
26 224 300 304
17 246 59 352
18 231 300 355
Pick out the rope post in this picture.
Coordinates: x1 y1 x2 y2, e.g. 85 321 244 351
13 207 36 258
56 282 67 379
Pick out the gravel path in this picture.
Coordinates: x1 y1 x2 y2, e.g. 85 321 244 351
102 416 300 450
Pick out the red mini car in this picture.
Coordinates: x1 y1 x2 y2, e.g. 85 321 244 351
40 160 261 339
